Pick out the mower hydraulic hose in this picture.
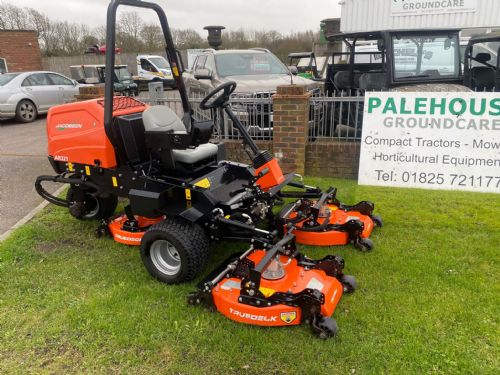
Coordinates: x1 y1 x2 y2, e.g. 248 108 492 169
35 175 101 208
297 211 332 233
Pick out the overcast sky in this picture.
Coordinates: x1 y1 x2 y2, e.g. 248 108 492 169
7 0 342 34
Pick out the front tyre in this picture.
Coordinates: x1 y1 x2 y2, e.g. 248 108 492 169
140 218 209 284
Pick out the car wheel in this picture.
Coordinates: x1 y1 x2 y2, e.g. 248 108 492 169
15 100 38 123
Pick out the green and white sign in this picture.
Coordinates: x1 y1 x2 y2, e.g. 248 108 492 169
391 0 477 16
359 92 500 193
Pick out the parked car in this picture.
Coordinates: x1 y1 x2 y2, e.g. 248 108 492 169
70 64 138 96
0 71 80 123
183 48 321 135
84 44 122 55
136 54 176 88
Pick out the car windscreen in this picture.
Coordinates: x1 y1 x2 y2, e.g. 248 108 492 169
115 67 132 80
0 73 18 86
215 53 288 77
149 57 170 70
392 35 460 80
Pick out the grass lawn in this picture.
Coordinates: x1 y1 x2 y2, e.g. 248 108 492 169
0 177 499 374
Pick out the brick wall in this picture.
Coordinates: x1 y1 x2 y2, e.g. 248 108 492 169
222 85 361 179
225 86 360 179
0 30 42 72
306 140 360 179
272 85 310 175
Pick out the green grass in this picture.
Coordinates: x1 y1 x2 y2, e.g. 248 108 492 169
0 178 499 374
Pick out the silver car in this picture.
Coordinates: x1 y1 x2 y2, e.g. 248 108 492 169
0 71 80 123
183 49 322 136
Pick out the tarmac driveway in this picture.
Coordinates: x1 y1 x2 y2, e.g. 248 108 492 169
0 117 60 237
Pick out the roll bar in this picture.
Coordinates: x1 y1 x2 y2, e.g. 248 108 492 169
104 0 192 132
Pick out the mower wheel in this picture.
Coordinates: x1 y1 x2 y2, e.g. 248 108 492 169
355 237 374 252
67 188 118 220
372 215 383 228
341 275 357 294
312 315 338 339
140 218 209 284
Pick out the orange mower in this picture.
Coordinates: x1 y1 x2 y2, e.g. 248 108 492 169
34 0 381 338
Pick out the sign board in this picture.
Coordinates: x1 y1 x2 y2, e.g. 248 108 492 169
358 92 500 194
391 0 477 16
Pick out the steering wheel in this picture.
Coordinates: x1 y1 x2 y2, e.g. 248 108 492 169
199 81 237 110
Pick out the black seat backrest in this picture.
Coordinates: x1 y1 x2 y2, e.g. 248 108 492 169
471 67 496 91
112 113 148 166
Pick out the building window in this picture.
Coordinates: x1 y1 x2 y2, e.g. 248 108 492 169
0 58 7 74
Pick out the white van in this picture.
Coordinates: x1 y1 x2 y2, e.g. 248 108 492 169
136 55 176 88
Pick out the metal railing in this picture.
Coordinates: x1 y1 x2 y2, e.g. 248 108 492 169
142 91 275 141
309 90 365 141
141 88 369 143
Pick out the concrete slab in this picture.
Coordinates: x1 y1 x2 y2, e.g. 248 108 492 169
0 117 61 237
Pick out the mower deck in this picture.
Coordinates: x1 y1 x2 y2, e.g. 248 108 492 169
107 214 164 245
212 250 343 326
278 188 380 251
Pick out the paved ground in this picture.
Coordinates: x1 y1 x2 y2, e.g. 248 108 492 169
0 117 60 236
0 90 182 237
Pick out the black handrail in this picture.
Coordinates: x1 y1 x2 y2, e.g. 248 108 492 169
104 0 192 134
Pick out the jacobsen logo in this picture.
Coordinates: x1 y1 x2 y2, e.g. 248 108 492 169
114 234 141 242
229 308 277 322
56 123 83 130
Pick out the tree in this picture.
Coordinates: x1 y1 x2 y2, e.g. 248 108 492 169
172 29 205 50
0 2 320 59
117 11 144 52
142 23 164 51
0 3 30 30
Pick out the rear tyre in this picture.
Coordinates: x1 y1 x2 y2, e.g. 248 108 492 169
15 100 38 123
354 237 374 252
67 187 118 220
340 275 357 294
313 316 338 339
372 215 383 228
140 218 209 284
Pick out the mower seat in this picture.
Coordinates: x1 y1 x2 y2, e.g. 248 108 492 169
143 105 187 134
143 106 218 169
172 143 219 164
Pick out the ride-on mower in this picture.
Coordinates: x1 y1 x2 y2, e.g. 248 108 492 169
35 0 380 337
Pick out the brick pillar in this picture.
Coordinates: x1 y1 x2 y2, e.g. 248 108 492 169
272 85 311 175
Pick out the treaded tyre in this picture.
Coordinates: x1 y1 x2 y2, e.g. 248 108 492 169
340 274 357 294
140 218 209 284
355 237 374 252
313 316 338 339
15 99 38 123
372 215 383 228
67 188 118 220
